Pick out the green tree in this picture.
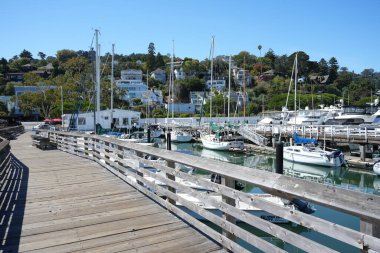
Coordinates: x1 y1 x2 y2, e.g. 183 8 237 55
0 58 9 74
61 56 88 75
173 78 205 102
318 58 329 75
38 52 46 60
19 49 33 59
155 52 165 68
146 42 156 71
56 49 77 63
265 49 276 69
23 72 43 85
328 57 339 83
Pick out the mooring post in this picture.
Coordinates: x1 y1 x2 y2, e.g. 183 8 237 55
359 144 366 162
147 126 151 143
166 131 171 151
275 141 284 174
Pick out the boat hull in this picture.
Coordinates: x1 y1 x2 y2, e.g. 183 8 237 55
201 134 244 151
283 146 345 167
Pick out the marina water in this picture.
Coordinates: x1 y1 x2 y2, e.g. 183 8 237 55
157 140 379 252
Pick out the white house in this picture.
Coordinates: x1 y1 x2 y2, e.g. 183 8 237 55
190 91 209 113
206 79 226 91
121 69 143 80
150 68 166 83
142 89 163 105
116 69 148 104
116 79 148 102
232 67 252 87
63 109 141 131
174 68 185 80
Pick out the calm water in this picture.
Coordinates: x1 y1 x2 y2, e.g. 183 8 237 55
157 140 379 252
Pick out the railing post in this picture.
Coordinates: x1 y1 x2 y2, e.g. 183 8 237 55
165 133 176 205
221 175 236 242
360 219 380 253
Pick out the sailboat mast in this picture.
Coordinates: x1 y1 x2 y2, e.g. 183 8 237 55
111 43 114 125
210 36 215 119
228 55 231 119
171 40 174 119
95 29 101 127
294 53 298 123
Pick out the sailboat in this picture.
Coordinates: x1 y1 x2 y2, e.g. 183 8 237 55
200 38 244 151
283 54 346 167
166 41 193 143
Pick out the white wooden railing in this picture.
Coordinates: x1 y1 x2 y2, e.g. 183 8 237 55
44 130 380 253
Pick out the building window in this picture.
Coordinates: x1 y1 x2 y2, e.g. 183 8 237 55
131 117 139 126
114 118 119 125
104 116 109 120
78 117 86 125
123 118 129 125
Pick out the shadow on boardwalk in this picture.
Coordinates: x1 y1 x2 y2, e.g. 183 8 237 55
0 154 29 253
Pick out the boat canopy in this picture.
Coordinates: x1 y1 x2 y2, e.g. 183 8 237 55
293 133 317 145
210 122 223 132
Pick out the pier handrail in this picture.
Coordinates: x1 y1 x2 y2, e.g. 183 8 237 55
250 123 380 144
46 130 380 253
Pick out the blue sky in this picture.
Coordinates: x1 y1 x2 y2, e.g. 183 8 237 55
1 0 379 72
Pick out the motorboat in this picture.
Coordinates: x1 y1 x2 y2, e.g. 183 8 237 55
201 133 245 151
171 129 193 142
283 133 346 167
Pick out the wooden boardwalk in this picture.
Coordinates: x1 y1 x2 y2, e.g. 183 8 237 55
1 133 222 253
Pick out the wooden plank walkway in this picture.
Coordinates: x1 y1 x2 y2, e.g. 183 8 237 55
1 133 223 253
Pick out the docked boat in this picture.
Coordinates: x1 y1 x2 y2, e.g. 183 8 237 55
374 162 380 176
283 133 346 167
201 133 245 151
171 129 193 142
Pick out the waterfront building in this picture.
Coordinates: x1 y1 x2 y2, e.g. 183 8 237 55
63 109 141 131
121 69 143 80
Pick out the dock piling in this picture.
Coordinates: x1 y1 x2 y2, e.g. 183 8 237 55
275 141 283 174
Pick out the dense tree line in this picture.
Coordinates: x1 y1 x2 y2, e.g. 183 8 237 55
0 44 379 118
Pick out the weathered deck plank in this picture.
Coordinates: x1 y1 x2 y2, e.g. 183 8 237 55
1 133 222 253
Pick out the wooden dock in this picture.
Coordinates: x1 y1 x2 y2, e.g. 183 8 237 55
1 133 223 253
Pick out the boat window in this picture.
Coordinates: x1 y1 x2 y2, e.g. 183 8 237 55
294 149 300 152
373 116 380 124
286 148 293 151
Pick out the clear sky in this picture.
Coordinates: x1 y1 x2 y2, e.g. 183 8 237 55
1 0 379 72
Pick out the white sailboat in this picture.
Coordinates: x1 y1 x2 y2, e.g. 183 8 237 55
200 40 244 151
166 41 193 143
283 54 346 167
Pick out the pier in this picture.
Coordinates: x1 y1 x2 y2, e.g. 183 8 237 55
1 126 380 252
